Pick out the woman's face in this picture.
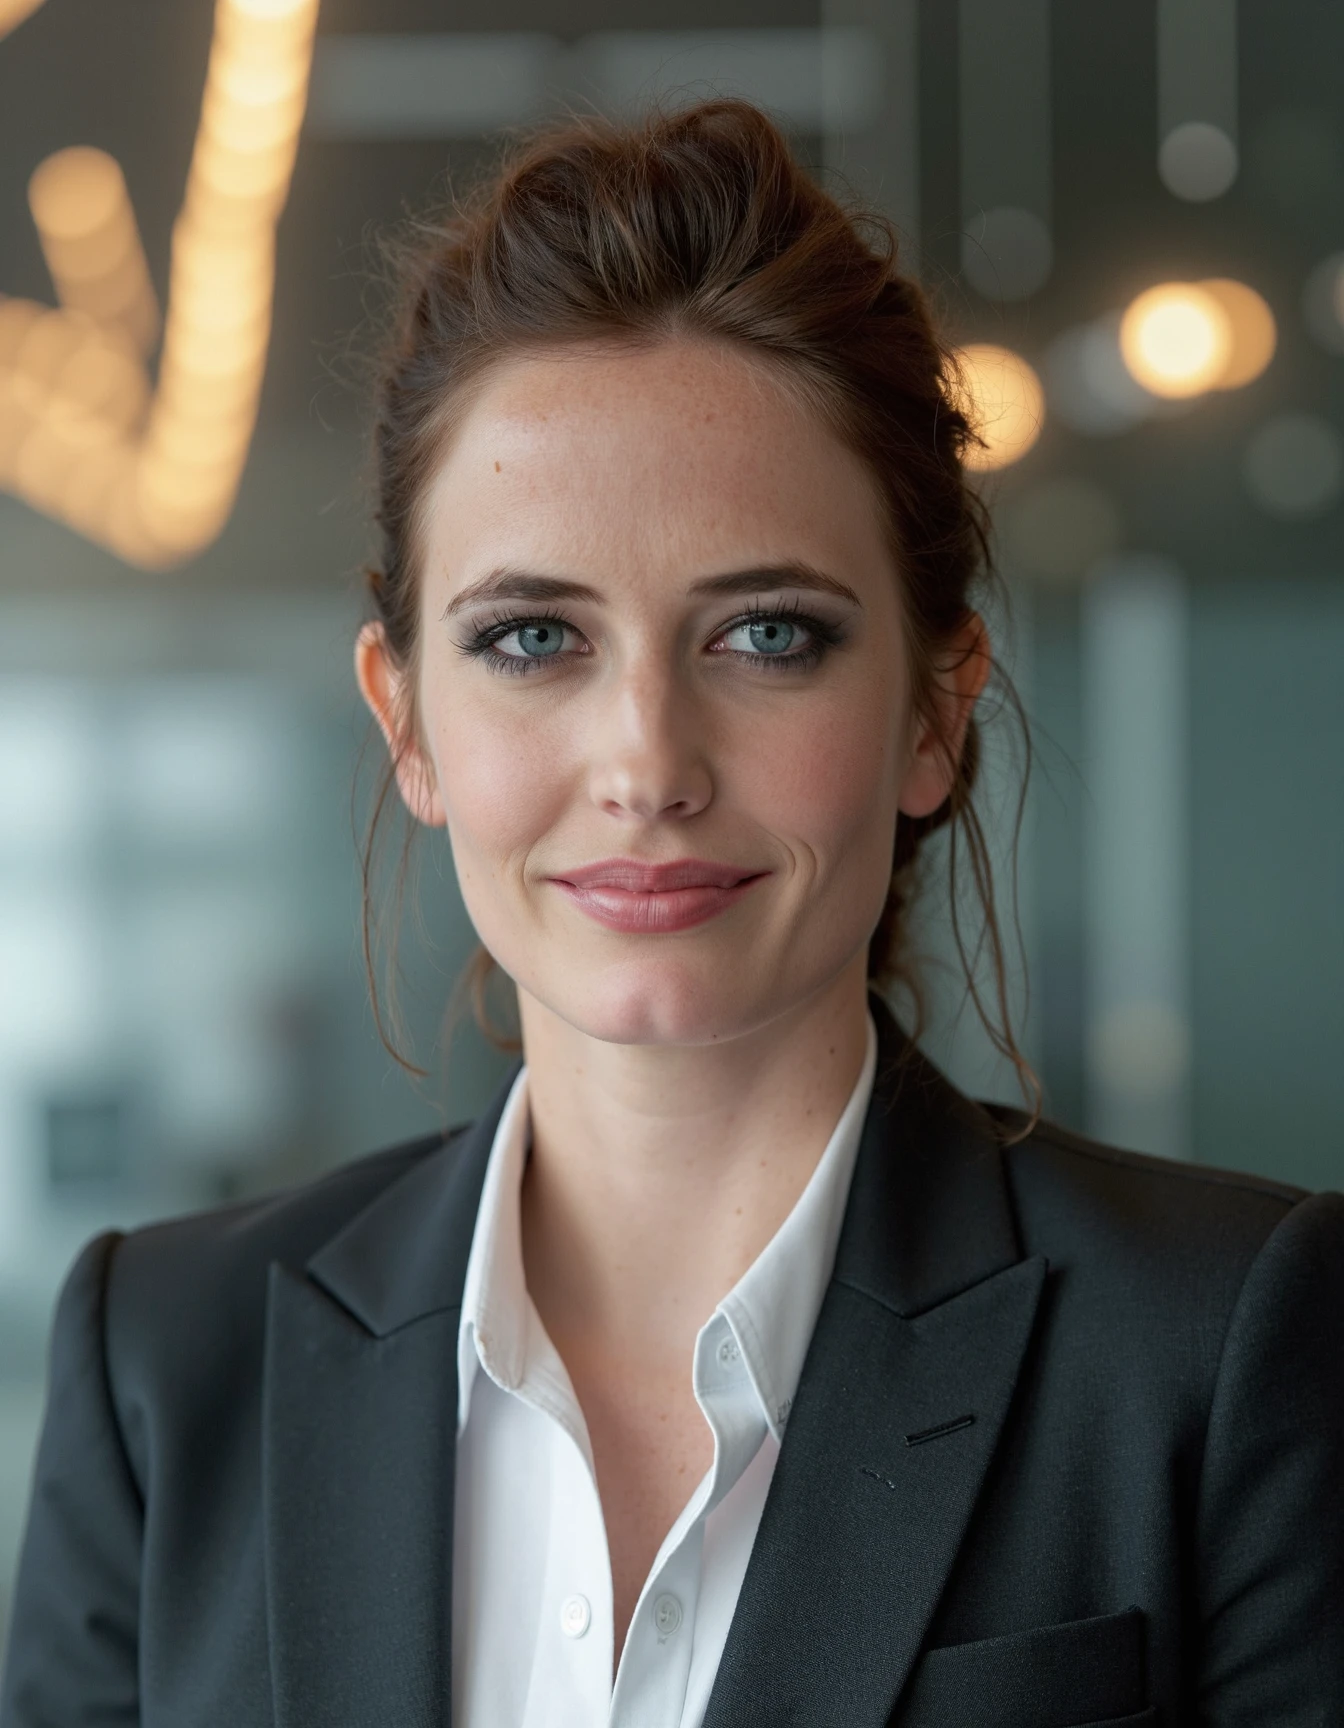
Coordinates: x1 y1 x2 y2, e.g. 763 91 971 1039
360 337 980 1048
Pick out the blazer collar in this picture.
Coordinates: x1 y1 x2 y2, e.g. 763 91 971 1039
836 991 1023 1316
262 998 1042 1728
304 1056 521 1335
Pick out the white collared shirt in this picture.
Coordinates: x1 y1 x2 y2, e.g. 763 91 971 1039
451 1011 878 1727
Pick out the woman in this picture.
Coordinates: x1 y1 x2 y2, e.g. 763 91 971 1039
1 99 1340 1728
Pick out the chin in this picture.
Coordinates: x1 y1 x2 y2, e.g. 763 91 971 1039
529 949 784 1048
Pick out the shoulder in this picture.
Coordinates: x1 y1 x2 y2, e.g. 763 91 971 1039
114 1125 467 1282
88 1126 472 1402
990 1105 1307 1255
982 1102 1343 1375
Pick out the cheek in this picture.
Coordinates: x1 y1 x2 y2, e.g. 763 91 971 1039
425 688 574 886
738 679 905 863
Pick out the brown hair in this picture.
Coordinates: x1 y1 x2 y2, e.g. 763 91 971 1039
357 96 1039 1127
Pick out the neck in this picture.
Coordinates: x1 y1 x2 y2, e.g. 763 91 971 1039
517 960 872 1367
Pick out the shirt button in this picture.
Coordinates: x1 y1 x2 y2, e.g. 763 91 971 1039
652 1592 683 1638
560 1594 591 1638
716 1337 740 1366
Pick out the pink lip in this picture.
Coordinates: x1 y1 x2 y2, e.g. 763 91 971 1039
548 857 768 933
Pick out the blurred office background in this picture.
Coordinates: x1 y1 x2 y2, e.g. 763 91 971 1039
1 0 1342 1644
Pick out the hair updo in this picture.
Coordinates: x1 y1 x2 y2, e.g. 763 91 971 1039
358 96 1037 1120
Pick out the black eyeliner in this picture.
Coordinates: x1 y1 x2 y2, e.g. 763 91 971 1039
453 597 847 675
453 605 570 660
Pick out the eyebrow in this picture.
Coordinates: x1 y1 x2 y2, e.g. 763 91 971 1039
440 560 861 620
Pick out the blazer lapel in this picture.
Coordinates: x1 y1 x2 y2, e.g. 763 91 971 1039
703 1000 1047 1728
261 1063 519 1728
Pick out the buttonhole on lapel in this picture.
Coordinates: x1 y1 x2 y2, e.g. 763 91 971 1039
904 1413 975 1447
860 1465 899 1491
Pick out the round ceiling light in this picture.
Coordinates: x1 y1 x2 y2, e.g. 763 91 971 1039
1118 283 1233 397
954 343 1046 471
1196 278 1276 388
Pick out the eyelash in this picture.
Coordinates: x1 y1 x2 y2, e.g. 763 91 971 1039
456 601 844 678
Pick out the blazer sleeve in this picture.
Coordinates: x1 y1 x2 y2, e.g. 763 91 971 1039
1196 1189 1344 1721
0 1230 143 1728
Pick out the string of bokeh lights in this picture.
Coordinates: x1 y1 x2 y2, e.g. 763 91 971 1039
0 0 319 569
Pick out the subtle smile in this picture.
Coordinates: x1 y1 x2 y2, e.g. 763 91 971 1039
547 858 769 934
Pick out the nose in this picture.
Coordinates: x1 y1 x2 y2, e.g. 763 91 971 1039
586 660 713 823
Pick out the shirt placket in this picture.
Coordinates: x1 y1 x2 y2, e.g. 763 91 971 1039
610 1314 768 1728
511 1349 614 1724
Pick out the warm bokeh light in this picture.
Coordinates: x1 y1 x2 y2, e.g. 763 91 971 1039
0 0 46 42
0 0 319 568
127 0 317 564
27 146 125 240
1118 283 1232 398
954 344 1046 471
28 148 161 358
60 339 150 429
1197 278 1276 389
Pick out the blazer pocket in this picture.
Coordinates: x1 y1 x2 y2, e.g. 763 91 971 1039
892 1606 1149 1728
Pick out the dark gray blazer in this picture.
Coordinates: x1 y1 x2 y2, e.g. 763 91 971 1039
2 995 1341 1727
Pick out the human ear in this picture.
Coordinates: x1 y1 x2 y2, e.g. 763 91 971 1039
354 621 447 828
896 611 992 819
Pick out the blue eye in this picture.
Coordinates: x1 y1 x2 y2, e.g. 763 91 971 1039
729 618 801 649
456 609 588 675
711 607 840 671
496 620 570 658
514 623 564 656
718 611 811 656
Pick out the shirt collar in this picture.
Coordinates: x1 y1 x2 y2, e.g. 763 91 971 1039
456 1064 532 1435
715 1010 877 1440
455 1011 879 1441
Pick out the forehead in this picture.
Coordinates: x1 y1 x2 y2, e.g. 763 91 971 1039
417 337 894 593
